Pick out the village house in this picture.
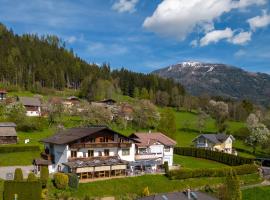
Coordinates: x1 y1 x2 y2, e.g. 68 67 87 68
19 97 42 117
130 132 176 167
192 133 235 154
62 96 80 109
0 89 7 101
34 127 176 180
0 122 17 144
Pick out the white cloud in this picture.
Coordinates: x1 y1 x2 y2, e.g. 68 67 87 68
66 36 77 44
190 39 198 47
200 28 233 46
112 0 139 13
247 10 270 31
229 31 252 45
143 0 266 41
87 42 128 55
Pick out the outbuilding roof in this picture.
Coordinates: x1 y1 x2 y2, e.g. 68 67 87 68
0 123 17 137
131 132 177 147
19 97 41 107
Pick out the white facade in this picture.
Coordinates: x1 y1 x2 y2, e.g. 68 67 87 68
136 142 174 166
44 142 136 173
26 107 41 117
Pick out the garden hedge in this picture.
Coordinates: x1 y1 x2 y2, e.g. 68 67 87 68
0 145 40 153
3 180 42 200
54 173 69 190
167 164 258 180
174 147 254 166
67 173 79 189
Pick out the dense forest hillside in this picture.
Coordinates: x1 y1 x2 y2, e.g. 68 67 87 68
0 23 184 102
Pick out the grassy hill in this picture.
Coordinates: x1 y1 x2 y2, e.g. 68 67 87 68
0 90 267 166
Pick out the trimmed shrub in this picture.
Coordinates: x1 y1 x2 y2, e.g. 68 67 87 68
0 145 40 153
142 186 150 197
174 147 254 166
14 168 23 181
27 172 37 181
54 173 69 190
164 161 169 175
67 173 79 189
167 164 258 180
40 166 49 188
4 181 42 200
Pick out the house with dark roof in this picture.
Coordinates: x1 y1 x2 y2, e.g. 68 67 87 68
0 122 17 144
192 133 235 154
130 132 177 167
0 89 7 101
35 126 136 179
35 127 177 181
138 191 217 200
19 97 41 116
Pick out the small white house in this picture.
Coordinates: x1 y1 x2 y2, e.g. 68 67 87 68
192 133 235 154
130 132 177 166
19 97 41 117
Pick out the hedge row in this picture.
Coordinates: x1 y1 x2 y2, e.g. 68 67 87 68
3 180 42 200
167 164 258 180
0 145 40 153
174 147 254 166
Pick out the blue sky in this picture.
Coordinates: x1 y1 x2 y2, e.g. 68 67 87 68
0 0 270 73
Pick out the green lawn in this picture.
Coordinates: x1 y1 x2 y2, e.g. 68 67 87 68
0 151 40 166
173 154 227 169
242 186 270 200
49 173 261 199
0 179 3 200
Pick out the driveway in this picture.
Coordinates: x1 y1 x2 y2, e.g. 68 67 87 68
0 165 34 180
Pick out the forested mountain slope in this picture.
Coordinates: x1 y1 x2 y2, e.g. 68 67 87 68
0 23 184 101
153 61 270 105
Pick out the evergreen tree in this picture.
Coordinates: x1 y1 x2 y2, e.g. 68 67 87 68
14 168 23 181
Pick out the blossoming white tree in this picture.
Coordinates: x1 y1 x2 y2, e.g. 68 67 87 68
246 113 270 154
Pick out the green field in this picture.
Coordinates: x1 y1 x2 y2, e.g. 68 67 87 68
242 186 270 200
49 173 261 199
0 151 40 166
173 154 227 169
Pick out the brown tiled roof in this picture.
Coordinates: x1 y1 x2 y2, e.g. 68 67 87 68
132 132 176 147
33 158 52 166
41 126 129 145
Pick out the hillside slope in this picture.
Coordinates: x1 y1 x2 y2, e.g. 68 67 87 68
152 61 270 105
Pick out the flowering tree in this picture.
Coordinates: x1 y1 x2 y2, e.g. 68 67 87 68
246 113 270 153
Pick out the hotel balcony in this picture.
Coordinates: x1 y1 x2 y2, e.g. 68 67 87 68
69 142 132 149
135 153 163 160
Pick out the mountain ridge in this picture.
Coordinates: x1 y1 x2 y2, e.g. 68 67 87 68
152 61 270 105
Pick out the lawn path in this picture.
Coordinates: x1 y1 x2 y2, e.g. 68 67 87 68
241 180 270 190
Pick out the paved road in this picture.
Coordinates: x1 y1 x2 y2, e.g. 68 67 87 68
0 165 34 180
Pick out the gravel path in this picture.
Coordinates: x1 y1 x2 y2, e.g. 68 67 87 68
0 165 34 180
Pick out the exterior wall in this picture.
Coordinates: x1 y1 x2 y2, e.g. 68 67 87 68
118 143 135 161
0 136 17 144
163 147 174 166
26 106 41 117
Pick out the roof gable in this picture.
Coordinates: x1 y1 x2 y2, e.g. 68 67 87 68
41 126 130 145
193 133 234 144
131 132 176 147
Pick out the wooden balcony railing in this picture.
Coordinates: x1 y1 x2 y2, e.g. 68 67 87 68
40 152 54 161
70 142 132 149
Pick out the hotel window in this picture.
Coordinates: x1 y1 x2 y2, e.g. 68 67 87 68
104 149 110 156
88 150 94 157
100 137 104 142
164 147 170 152
89 138 95 143
122 148 130 156
83 152 87 157
71 150 77 158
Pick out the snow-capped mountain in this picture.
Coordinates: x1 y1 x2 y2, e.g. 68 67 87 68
152 61 270 105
